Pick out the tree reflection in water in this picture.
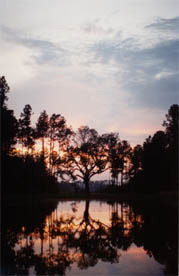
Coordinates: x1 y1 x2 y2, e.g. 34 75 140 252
2 199 178 275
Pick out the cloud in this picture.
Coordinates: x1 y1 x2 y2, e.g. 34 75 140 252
82 21 114 36
145 17 179 32
1 13 178 148
87 18 179 110
121 39 179 109
0 26 70 66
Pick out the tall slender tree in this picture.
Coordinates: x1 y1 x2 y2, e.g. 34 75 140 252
163 104 179 151
0 76 18 153
119 140 131 185
0 76 9 108
36 110 49 154
163 104 179 186
100 133 121 186
101 134 131 186
18 104 35 153
48 113 72 174
129 144 143 177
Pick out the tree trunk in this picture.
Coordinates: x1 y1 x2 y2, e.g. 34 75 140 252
49 134 53 173
42 137 44 154
121 172 123 186
84 200 90 222
40 238 44 256
84 176 90 194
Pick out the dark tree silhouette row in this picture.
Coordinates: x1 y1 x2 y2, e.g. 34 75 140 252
129 104 178 192
1 76 178 194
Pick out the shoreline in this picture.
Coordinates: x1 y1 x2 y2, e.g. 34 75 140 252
3 190 178 207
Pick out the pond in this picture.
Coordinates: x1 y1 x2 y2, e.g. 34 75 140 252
2 199 178 275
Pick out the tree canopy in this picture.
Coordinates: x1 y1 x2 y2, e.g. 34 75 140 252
58 126 109 193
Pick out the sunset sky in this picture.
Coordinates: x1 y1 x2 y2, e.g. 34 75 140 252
0 0 178 146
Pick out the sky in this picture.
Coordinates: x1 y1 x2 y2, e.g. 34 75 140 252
0 0 179 147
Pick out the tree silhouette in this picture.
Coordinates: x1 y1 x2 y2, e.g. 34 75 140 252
143 131 167 190
36 110 49 154
129 104 179 191
163 104 179 187
100 133 121 186
163 104 179 148
130 144 143 177
0 76 9 108
18 104 35 153
118 140 131 185
100 134 131 186
59 126 109 193
0 76 18 154
1 108 18 154
48 113 72 175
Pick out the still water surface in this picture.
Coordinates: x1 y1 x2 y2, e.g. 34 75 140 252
2 199 178 275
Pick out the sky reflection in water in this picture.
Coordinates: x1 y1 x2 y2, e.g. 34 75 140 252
3 199 177 275
57 201 164 276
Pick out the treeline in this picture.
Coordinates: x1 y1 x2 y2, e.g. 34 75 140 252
130 104 178 193
1 76 59 195
1 76 178 195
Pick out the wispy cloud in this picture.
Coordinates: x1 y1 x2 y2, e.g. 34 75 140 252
81 20 114 36
0 26 70 66
145 16 179 32
87 18 179 110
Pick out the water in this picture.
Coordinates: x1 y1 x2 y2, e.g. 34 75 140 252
2 199 178 275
